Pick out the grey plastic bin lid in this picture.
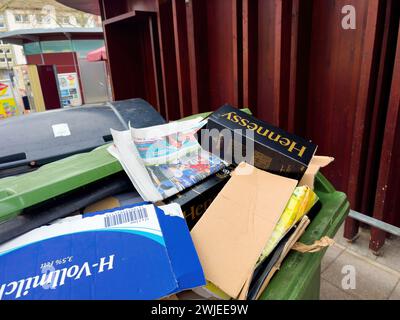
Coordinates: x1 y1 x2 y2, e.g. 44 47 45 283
0 98 165 177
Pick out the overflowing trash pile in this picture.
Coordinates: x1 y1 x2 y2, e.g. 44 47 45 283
0 99 337 300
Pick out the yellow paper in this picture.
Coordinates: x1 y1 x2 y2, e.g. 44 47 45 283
255 186 318 267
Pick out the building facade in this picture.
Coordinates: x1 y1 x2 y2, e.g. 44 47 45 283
0 0 101 79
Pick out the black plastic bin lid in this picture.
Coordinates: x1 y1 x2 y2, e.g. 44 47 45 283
0 98 165 177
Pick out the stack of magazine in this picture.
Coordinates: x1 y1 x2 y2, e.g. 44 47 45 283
108 118 226 202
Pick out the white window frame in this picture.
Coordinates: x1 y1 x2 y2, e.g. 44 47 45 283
14 13 30 24
57 15 70 24
35 14 45 24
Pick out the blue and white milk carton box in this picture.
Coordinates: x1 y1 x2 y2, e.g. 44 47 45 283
0 203 205 300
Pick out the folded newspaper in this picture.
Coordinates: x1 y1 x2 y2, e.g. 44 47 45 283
108 118 226 202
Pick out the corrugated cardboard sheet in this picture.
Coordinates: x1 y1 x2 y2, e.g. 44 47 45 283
191 163 297 298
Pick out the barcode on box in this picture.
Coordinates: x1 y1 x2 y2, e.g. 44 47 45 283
104 207 149 228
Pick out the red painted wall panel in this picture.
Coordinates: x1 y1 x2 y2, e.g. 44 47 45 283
36 65 61 110
26 52 83 104
98 0 400 250
26 54 43 65
306 0 378 207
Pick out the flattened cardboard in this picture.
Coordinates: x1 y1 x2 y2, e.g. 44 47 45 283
191 163 297 299
84 197 120 214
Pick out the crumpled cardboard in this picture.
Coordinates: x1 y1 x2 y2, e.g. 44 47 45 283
292 236 335 253
299 156 334 189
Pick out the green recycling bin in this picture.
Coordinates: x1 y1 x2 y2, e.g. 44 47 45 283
0 109 349 300
183 110 350 300
259 173 350 300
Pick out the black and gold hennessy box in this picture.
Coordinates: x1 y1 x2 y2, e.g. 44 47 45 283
205 104 318 180
164 170 231 230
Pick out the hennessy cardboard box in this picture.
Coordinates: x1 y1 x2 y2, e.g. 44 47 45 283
163 169 231 230
206 105 317 180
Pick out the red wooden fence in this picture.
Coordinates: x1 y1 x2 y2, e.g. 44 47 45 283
82 0 399 252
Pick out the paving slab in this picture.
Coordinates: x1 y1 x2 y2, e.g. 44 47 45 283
385 236 400 248
320 279 359 300
322 250 399 300
345 228 379 261
376 242 400 273
389 281 400 300
321 244 345 272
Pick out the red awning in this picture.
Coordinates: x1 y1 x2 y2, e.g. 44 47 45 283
87 46 107 61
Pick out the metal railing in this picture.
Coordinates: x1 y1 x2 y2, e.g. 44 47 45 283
349 210 400 237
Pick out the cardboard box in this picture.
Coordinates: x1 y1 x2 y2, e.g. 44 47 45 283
191 163 298 299
299 156 334 189
206 105 318 180
0 203 205 300
85 170 231 231
163 170 231 229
